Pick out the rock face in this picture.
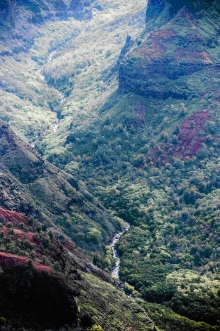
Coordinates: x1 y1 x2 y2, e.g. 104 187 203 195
119 0 220 99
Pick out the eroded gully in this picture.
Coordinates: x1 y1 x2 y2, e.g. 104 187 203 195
110 221 130 281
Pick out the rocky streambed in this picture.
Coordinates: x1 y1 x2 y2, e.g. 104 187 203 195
110 221 130 280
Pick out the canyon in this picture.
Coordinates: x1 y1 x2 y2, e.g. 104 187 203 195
0 0 219 330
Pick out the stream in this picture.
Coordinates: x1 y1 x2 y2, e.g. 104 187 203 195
110 221 130 280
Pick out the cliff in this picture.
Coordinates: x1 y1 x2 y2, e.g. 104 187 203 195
119 0 220 99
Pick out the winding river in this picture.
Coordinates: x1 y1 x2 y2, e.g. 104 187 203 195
110 221 130 280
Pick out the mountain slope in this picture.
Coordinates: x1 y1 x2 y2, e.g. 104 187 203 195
0 120 123 254
0 0 146 151
120 0 220 99
55 0 220 329
0 206 155 331
0 0 219 330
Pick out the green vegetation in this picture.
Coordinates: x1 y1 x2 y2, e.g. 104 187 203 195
0 208 155 331
44 1 219 328
0 0 146 150
77 273 155 331
142 302 219 331
0 0 220 330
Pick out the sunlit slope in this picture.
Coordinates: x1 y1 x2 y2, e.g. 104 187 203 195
0 0 146 152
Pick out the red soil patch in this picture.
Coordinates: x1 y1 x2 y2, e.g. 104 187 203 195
137 41 166 61
0 226 35 243
176 9 197 29
146 112 210 166
174 112 209 158
134 103 146 126
64 240 80 256
64 241 75 252
151 29 176 39
174 49 212 64
13 229 34 241
0 207 28 226
0 252 52 272
33 261 52 272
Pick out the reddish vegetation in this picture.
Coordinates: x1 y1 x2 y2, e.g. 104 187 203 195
136 8 213 66
134 103 146 126
0 225 35 242
137 41 166 61
64 241 76 252
175 112 210 157
0 207 29 226
14 229 34 241
0 252 52 272
174 49 213 64
176 9 197 29
151 29 176 39
0 206 63 270
147 112 210 166
0 207 78 274
33 261 52 272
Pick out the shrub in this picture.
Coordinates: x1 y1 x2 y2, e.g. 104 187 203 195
90 325 104 331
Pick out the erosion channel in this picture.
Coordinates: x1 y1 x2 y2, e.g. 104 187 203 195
110 221 130 280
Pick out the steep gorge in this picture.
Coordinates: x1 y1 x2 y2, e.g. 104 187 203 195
0 1 159 330
0 0 219 330
59 0 220 329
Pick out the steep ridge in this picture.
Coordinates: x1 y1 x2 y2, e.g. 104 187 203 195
119 0 220 99
0 118 156 331
0 206 155 331
0 120 122 253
